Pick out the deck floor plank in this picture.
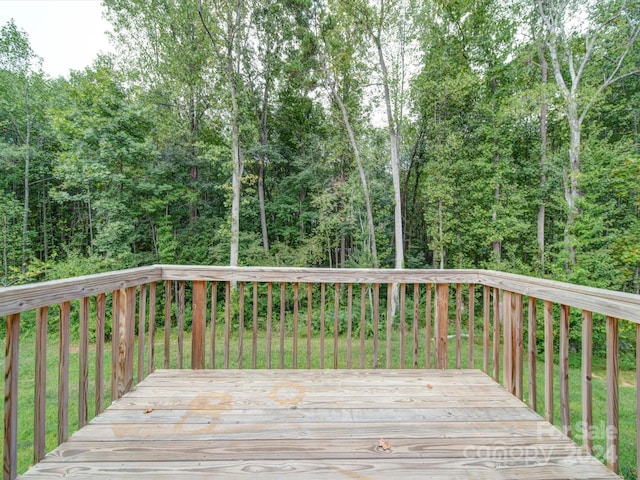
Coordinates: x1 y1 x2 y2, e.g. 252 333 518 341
20 369 619 479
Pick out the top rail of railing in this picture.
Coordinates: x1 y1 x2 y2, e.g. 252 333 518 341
1 265 639 323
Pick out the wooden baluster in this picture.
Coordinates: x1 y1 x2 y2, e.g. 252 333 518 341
191 281 206 369
148 283 156 373
468 284 475 369
492 288 500 381
111 291 120 400
224 281 231 369
373 283 380 369
483 285 490 374
125 287 136 393
412 284 419 368
238 282 245 369
320 283 326 369
266 283 273 369
436 284 449 369
515 293 524 400
253 282 259 369
581 310 593 453
58 302 70 443
606 316 619 473
95 294 106 414
4 313 20 480
177 281 185 369
280 283 286 369
456 284 463 369
334 283 340 369
292 283 298 369
503 290 514 393
210 282 217 369
386 284 393 369
425 284 432 369
560 304 571 438
307 283 313 368
544 300 554 424
360 284 367 369
79 297 89 428
34 307 47 463
636 323 639 479
346 283 353 369
400 283 406 369
137 284 147 381
164 281 171 369
527 297 537 413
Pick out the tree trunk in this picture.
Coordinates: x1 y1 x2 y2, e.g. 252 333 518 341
258 76 270 253
21 85 30 275
537 45 548 273
328 79 378 268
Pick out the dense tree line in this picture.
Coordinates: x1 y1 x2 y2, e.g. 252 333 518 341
1 0 639 294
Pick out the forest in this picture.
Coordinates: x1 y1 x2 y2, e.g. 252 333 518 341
1 0 639 293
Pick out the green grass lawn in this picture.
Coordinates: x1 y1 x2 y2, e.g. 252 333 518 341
1 326 637 478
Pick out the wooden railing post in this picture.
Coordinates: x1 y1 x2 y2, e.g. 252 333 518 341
191 281 206 369
483 285 490 374
4 313 20 480
137 284 147 381
116 288 135 399
436 284 449 369
455 284 462 369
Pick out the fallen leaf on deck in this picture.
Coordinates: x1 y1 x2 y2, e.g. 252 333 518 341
143 408 154 414
426 383 433 389
378 438 391 451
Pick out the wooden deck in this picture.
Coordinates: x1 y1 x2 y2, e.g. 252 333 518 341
21 369 618 479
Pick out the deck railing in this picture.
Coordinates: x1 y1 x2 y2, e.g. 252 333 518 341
1 265 639 479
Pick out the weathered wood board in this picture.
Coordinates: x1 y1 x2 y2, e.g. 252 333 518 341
20 369 620 479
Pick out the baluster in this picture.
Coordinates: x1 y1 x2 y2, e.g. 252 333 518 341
492 288 500 381
58 302 70 442
4 313 20 480
386 284 393 369
456 284 462 369
210 282 217 369
238 282 245 369
280 283 286 369
468 284 475 368
606 316 619 473
34 307 47 464
560 304 571 438
164 281 171 369
266 282 272 369
436 284 448 369
544 300 554 424
360 284 366 369
307 283 313 368
95 294 105 414
320 283 326 369
483 285 490 374
177 281 185 369
224 281 231 369
334 283 340 369
137 284 147 381
413 283 419 369
515 293 524 400
400 283 406 369
581 310 593 453
79 297 89 428
292 283 298 369
148 284 156 374
425 284 432 369
373 283 380 369
527 297 537 412
253 282 259 369
346 283 353 369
